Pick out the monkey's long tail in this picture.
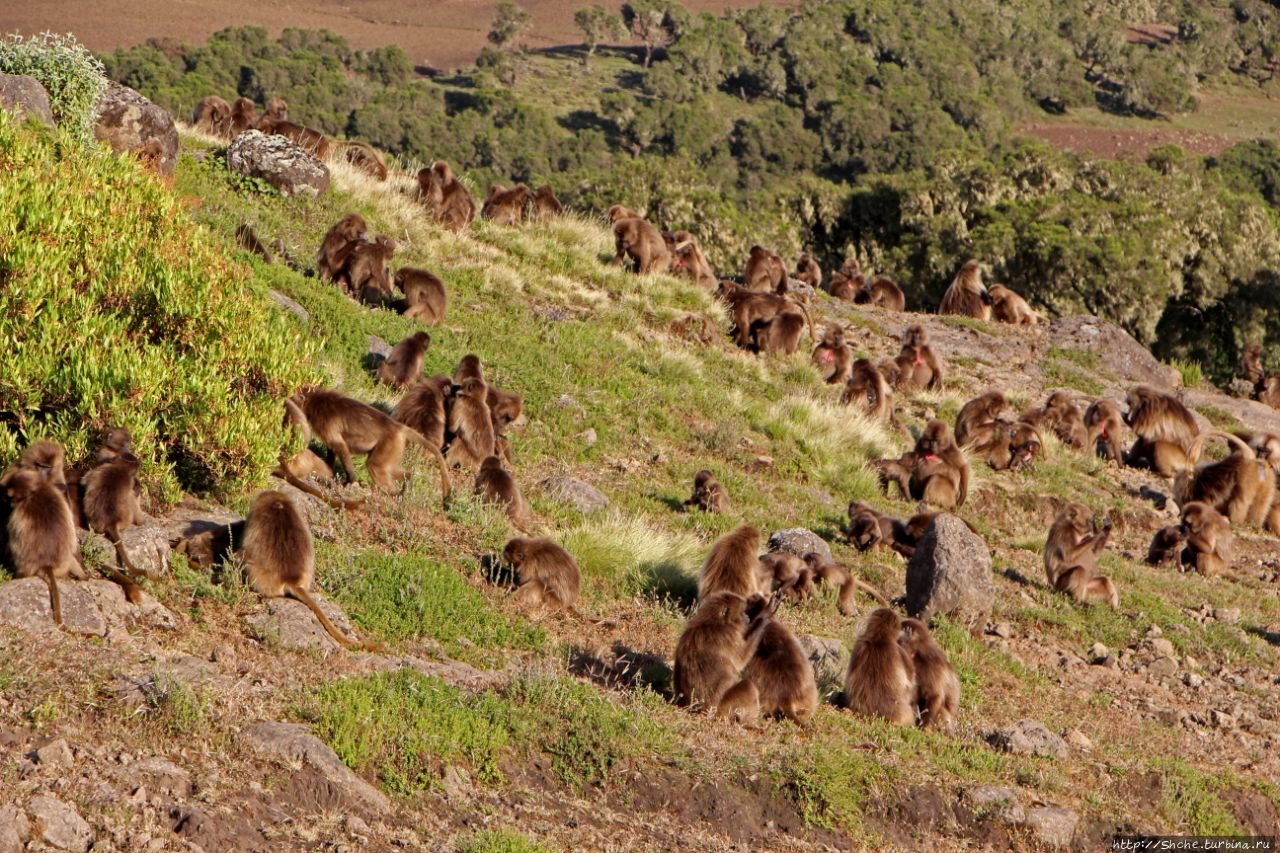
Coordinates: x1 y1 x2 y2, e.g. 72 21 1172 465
40 567 63 625
403 429 453 505
275 468 366 511
838 576 889 612
287 585 377 651
796 301 817 344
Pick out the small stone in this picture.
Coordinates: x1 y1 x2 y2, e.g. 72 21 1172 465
1214 608 1241 625
576 428 597 446
35 739 73 769
1184 655 1199 669
1147 656 1178 678
1211 709 1237 730
539 477 610 512
767 529 832 563
1088 643 1109 664
1145 624 1163 638
988 622 1014 639
1184 673 1204 689
345 816 370 839
210 644 237 666
987 719 1066 758
1147 638 1175 657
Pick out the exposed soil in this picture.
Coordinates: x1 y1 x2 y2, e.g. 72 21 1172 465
1021 122 1238 160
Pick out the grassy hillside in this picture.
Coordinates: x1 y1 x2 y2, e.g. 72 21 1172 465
1 121 1279 851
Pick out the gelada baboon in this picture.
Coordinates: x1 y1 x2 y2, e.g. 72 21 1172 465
445 377 497 469
342 143 389 181
393 267 448 325
254 115 332 157
475 456 533 531
317 213 367 283
339 235 396 306
191 95 232 137
263 97 288 121
1084 398 1126 464
673 590 774 713
391 375 454 450
938 259 992 320
414 161 475 231
240 490 371 650
987 283 1038 325
666 230 718 289
1043 503 1118 607
954 391 1008 447
801 552 889 616
794 253 822 291
235 223 274 264
81 433 151 581
855 276 906 312
502 536 581 615
840 359 895 424
531 185 564 221
612 214 670 274
698 524 763 600
839 607 916 725
1146 524 1186 567
230 97 258 135
973 421 1044 472
742 245 786 293
276 397 365 511
715 281 812 351
1179 501 1232 577
1174 431 1278 533
874 420 969 508
757 553 812 601
1 468 86 624
751 306 813 357
1260 372 1280 409
899 617 960 730
720 616 819 725
827 258 862 301
376 331 431 390
481 183 532 225
846 500 914 556
1241 342 1265 389
893 324 944 391
812 324 853 384
289 389 451 500
1123 385 1199 477
1021 391 1087 450
683 469 728 513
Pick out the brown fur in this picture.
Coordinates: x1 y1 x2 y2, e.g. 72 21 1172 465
954 391 1008 447
716 281 813 351
794 253 822 291
972 420 1044 472
1241 342 1265 388
241 490 368 649
674 591 774 713
938 259 992 320
317 213 368 284
840 608 916 725
1084 398 1126 464
475 456 533 531
1259 372 1280 409
667 231 717 289
275 397 365 511
1123 385 1199 476
893 324 944 391
1146 524 1186 567
802 552 889 616
840 359 895 423
230 97 258 135
342 142 389 181
756 553 811 601
1043 503 1118 607
612 216 670 274
191 95 232 137
531 185 564 220
502 536 581 615
912 420 970 508
812 325 853 384
856 276 906 311
263 97 288 121
254 115 333 157
1174 431 1277 532
1021 391 1087 450
376 332 431 390
339 235 396 306
391 375 454 450
445 377 496 469
415 161 475 231
1179 501 1233 577
751 308 810 356
1 468 85 624
683 469 728 513
987 283 1038 325
899 618 960 730
827 258 862 301
742 245 786 293
846 501 914 557
235 223 273 264
393 267 448 325
726 619 819 725
481 182 532 225
289 389 451 500
80 438 149 593
607 204 644 222
698 524 762 601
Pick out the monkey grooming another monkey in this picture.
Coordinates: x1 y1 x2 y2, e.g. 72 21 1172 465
1084 398 1126 464
722 615 819 725
840 607 916 725
316 213 367 285
673 590 775 714
856 276 906 312
1146 524 1186 567
1043 503 1118 607
938 259 992 320
240 490 371 650
899 617 960 730
683 469 728 513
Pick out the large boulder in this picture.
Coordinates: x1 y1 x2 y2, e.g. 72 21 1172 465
93 80 179 174
0 73 53 125
1046 316 1180 389
241 722 391 815
226 130 329 198
904 514 994 627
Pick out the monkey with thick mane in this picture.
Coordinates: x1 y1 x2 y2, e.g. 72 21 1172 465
938 259 992 320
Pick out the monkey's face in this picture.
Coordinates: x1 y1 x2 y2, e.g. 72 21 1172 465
502 540 525 568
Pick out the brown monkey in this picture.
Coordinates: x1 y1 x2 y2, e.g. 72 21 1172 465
898 618 960 730
274 397 365 511
756 553 812 601
1084 398 1126 464
802 552 889 615
342 142 389 181
254 115 332 157
80 435 150 583
475 456 533 531
751 307 811 356
1241 342 1265 389
794 253 822 291
0 468 86 624
954 391 1008 447
445 378 496 469
393 267 448 325
827 258 863 301
289 389 451 499
1021 391 1088 450
316 213 367 284
14 439 71 508
453 355 524 442
1259 372 1280 409
612 215 670 274
1174 431 1277 531
666 231 718 289
191 95 232 137
812 324 853 384
683 469 728 513
715 281 810 350
840 359 896 424
846 500 914 556
912 419 969 507
674 591 774 713
376 332 431 390
1146 525 1186 567
263 96 288 121
1179 501 1233 577
987 283 1038 325
415 161 475 231
1043 503 1118 607
723 618 819 725
698 524 763 601
240 490 370 649
531 185 563 220
338 235 396 306
742 245 786 293
938 259 992 320
893 324 944 391
1123 385 1199 477
501 536 581 615
855 276 906 312
607 204 644 222
839 607 916 725
230 97 258 135
481 182 532 225
235 223 273 264
391 375 454 450
972 421 1044 472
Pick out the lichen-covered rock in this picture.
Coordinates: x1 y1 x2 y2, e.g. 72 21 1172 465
0 577 175 636
904 514 994 627
244 596 358 652
539 477 610 512
93 80 179 174
1047 316 1179 389
27 795 91 853
767 528 832 562
987 719 1067 758
0 73 53 125
226 130 329 198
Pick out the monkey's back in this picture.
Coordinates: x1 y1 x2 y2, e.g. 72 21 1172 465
843 635 915 725
242 491 314 595
8 485 77 577
744 620 818 723
673 615 740 709
81 459 140 532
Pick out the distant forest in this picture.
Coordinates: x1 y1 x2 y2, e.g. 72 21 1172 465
103 0 1280 382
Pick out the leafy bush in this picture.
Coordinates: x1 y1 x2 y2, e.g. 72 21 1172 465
0 113 318 498
0 31 106 144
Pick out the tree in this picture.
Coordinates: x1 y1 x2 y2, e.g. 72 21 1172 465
621 0 686 68
488 1 532 52
574 5 624 67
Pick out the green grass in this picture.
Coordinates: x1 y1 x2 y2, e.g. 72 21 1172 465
455 828 560 853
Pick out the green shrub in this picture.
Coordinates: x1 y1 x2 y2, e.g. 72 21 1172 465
0 114 318 498
0 31 106 145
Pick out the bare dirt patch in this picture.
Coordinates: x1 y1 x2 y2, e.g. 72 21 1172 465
1021 122 1237 160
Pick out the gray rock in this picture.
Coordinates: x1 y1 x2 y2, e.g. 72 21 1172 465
0 73 53 125
796 634 846 688
27 795 91 853
904 514 994 627
1046 316 1180 389
767 528 831 562
35 738 73 768
226 130 329 198
1214 607 1241 625
1148 656 1178 679
93 80 180 174
244 596 358 652
987 719 1067 758
961 785 1024 822
269 289 309 323
0 803 28 853
1023 806 1079 848
241 722 390 815
367 334 391 360
539 477 610 512
1062 728 1093 751
1147 637 1175 657
0 578 107 635
127 757 192 797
